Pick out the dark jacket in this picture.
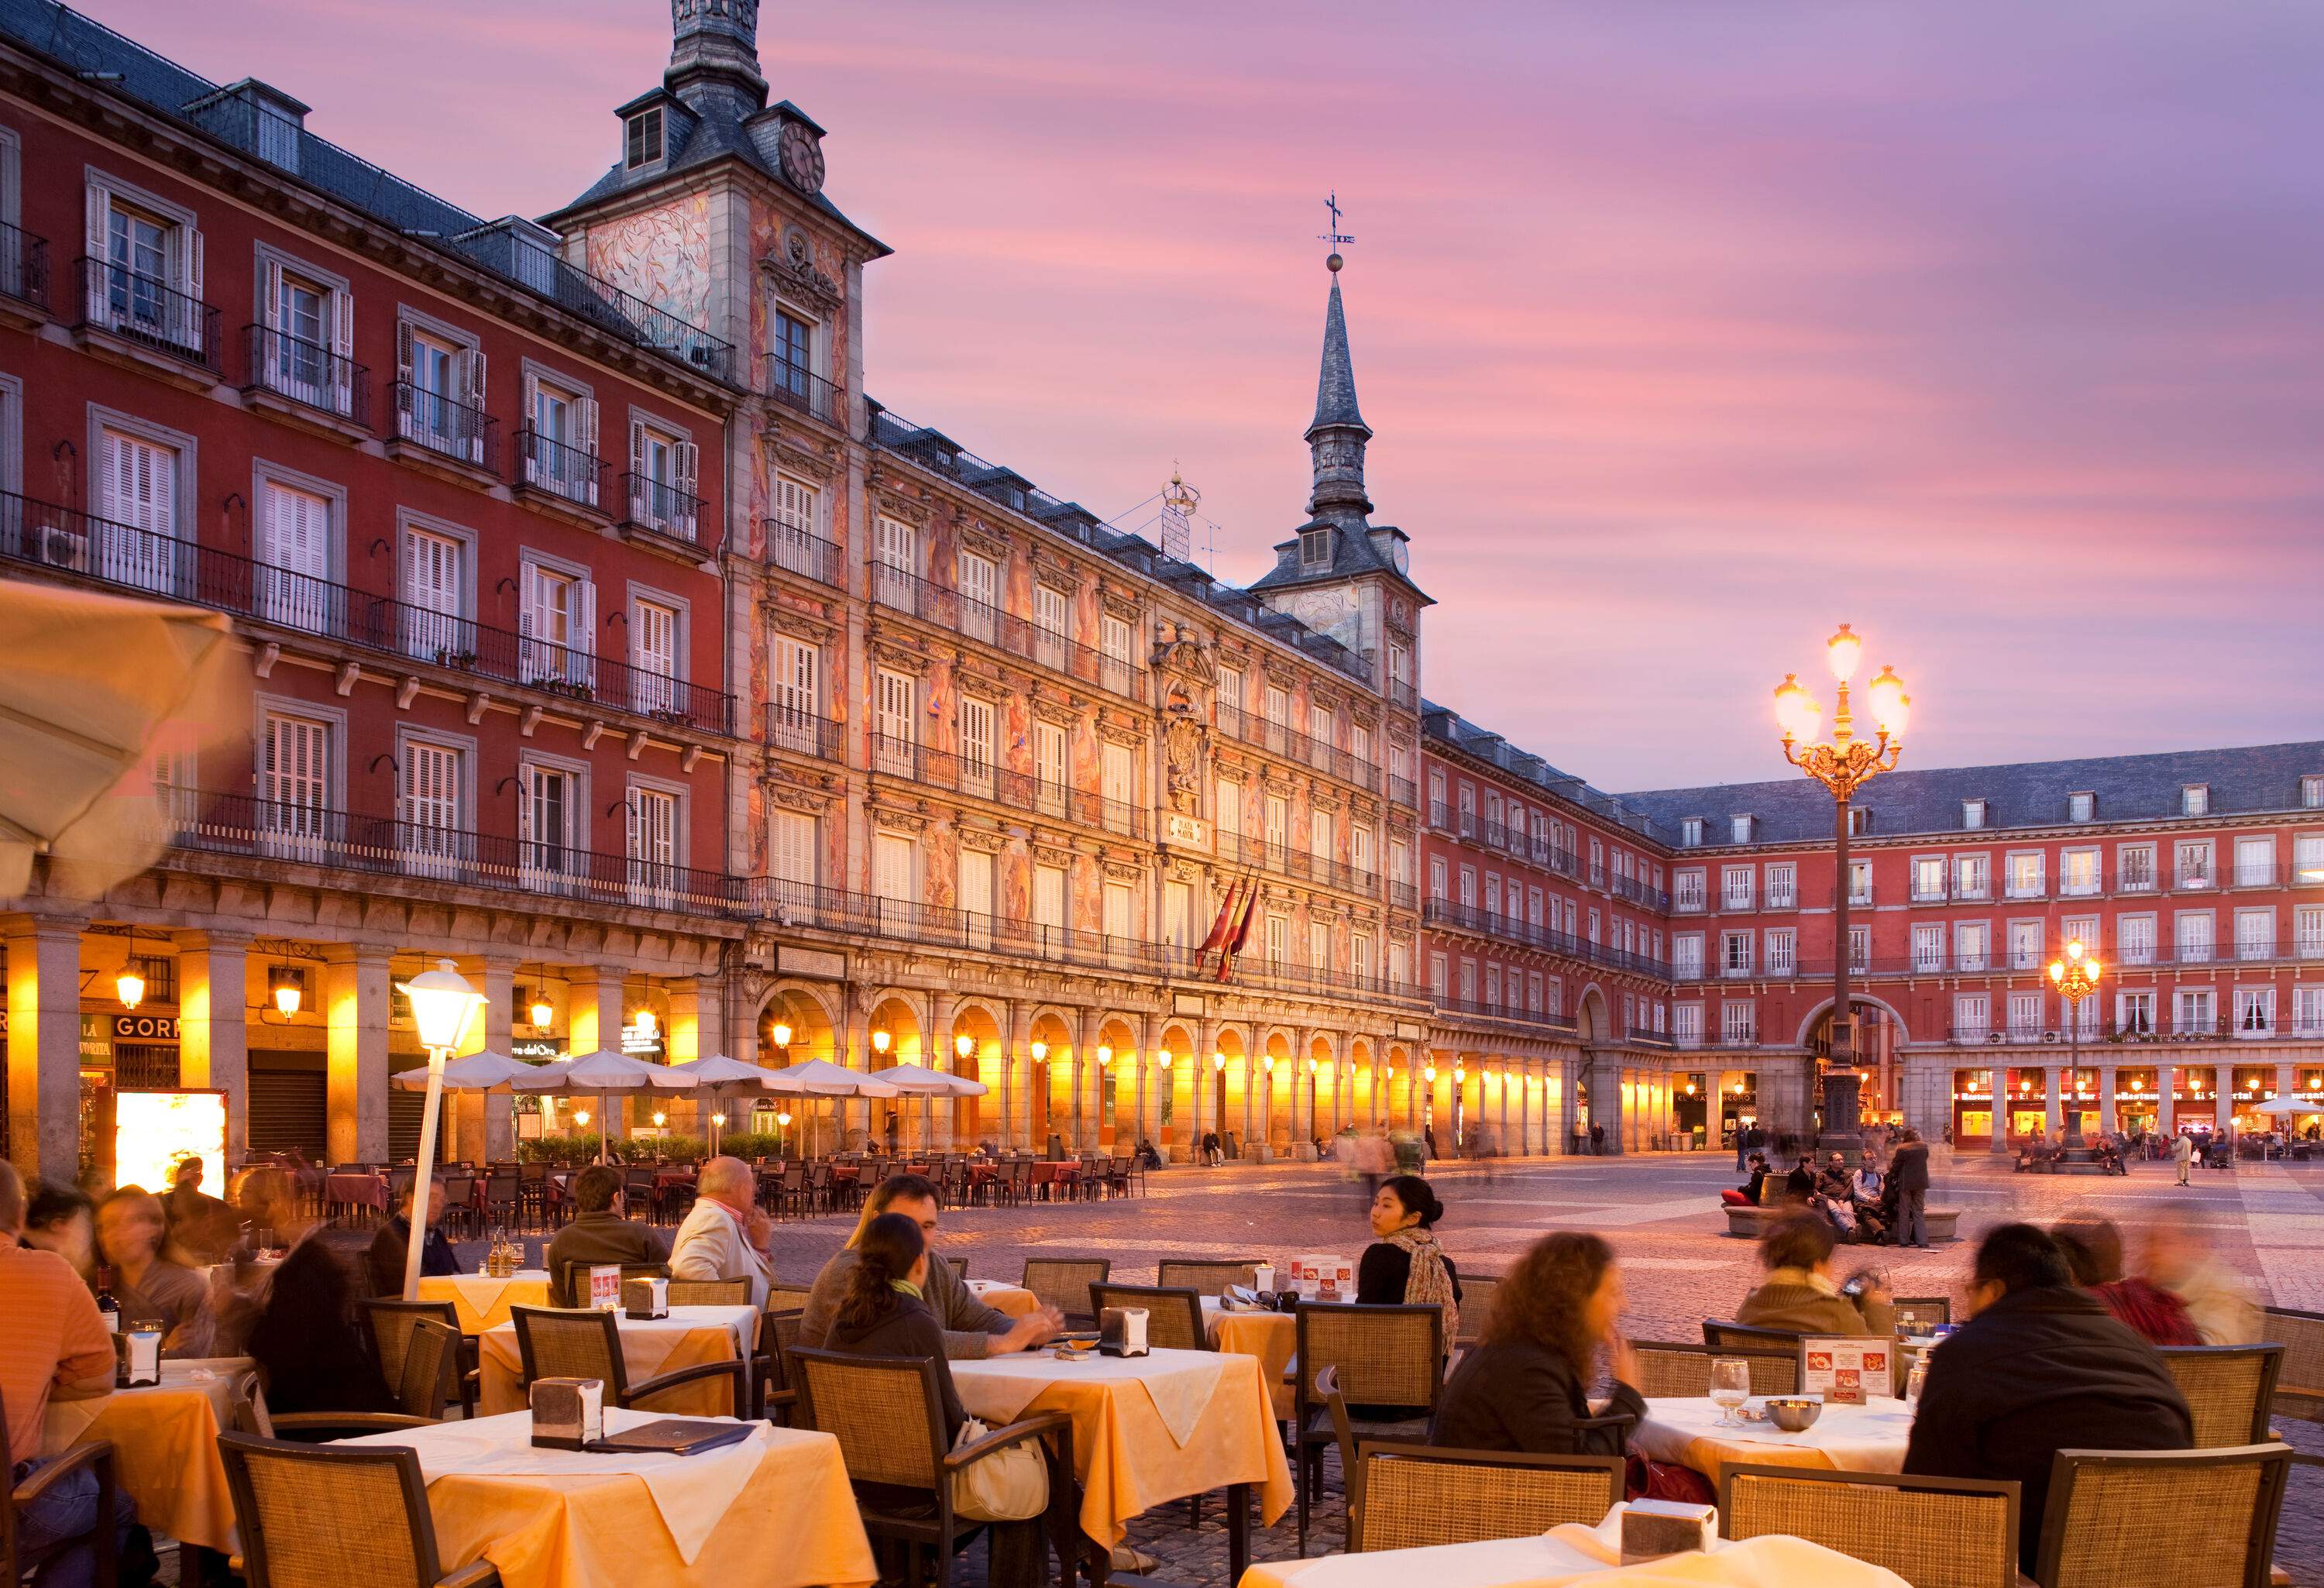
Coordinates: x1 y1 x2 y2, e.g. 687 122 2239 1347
365 1216 461 1299
543 1212 671 1306
1356 1243 1463 1308
825 1290 967 1445
800 1245 1015 1358
1783 1165 1816 1199
1430 1338 1642 1456
1891 1142 1930 1194
1903 1285 2192 1571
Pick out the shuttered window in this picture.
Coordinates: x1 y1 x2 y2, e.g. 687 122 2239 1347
874 831 917 906
399 740 462 877
960 696 995 792
257 480 329 627
770 636 819 752
261 713 329 858
768 808 816 923
402 527 462 660
875 669 914 774
99 428 180 594
631 599 680 715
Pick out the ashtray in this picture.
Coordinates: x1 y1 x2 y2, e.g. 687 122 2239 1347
1764 1396 1824 1432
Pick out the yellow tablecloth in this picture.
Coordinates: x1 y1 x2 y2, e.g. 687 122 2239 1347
964 1279 1040 1319
421 1270 553 1332
342 1411 876 1588
1238 1506 1909 1588
40 1359 249 1554
1204 1301 1297 1419
953 1347 1291 1548
1631 1397 1914 1484
477 1308 755 1417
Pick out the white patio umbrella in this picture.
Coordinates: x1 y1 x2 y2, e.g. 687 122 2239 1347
390 1050 538 1093
2250 1095 2323 1115
511 1048 693 1163
865 1061 988 1155
761 1059 899 1157
664 1054 779 1154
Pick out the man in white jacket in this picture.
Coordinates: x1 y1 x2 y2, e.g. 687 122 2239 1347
2172 1130 2193 1187
669 1156 776 1308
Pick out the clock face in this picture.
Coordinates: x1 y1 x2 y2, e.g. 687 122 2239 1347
1390 539 1409 575
779 123 824 195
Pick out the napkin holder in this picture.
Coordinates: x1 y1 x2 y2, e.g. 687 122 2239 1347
530 1377 605 1451
622 1276 670 1319
1098 1306 1149 1357
588 1265 623 1311
1620 1498 1714 1565
112 1329 161 1388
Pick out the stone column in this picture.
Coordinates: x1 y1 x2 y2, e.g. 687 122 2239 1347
322 947 391 1164
1075 1008 1102 1152
2157 1064 2176 1136
175 930 249 1167
1006 1002 1031 1151
1240 1045 1256 1157
2098 1065 2119 1135
2043 1064 2063 1137
1136 1013 1157 1150
2213 1064 2233 1134
454 954 517 1163
5 917 85 1182
927 995 958 1153
840 992 871 1152
1191 1017 1215 1157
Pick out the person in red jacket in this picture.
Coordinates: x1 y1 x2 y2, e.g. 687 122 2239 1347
2051 1215 2198 1346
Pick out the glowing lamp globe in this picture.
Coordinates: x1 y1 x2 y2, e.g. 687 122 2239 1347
955 1033 975 1060
269 967 303 1017
530 998 555 1028
399 960 483 1053
769 1021 793 1050
871 1029 892 1055
1772 674 1817 742
1867 665 1909 737
116 968 145 1010
1826 623 1862 682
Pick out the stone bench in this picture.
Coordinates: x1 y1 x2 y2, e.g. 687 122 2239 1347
1722 1203 1962 1243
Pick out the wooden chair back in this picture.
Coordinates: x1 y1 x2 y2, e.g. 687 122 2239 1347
1297 1303 1444 1423
394 1318 462 1421
2263 1306 2324 1420
1892 1296 1952 1334
1022 1257 1111 1324
2034 1443 2291 1588
358 1298 459 1390
218 1432 446 1588
1354 1440 1623 1552
1155 1260 1260 1296
666 1277 751 1306
1721 1464 2019 1588
1455 1273 1501 1346
1703 1318 1800 1353
1090 1284 1208 1351
511 1305 627 1395
788 1348 949 1491
2156 1345 2284 1447
1631 1341 1797 1397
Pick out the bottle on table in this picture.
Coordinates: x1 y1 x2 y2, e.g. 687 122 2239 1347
94 1264 121 1335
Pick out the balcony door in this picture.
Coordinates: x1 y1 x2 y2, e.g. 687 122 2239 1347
631 600 679 716
770 636 819 754
401 526 464 661
260 712 330 861
768 808 816 925
98 428 180 596
960 847 994 950
398 741 463 878
257 480 330 631
627 788 679 909
518 765 578 895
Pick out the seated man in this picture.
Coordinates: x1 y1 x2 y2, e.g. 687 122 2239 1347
799 1174 1064 1356
544 1165 670 1306
1782 1155 1817 1201
0 1162 150 1587
668 1157 775 1308
365 1181 462 1299
1721 1153 1770 1208
161 1157 242 1266
1904 1223 2192 1573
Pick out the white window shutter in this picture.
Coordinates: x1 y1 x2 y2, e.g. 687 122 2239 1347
184 226 203 300
577 397 600 505
575 579 596 686
624 796 641 861
84 182 105 319
628 420 645 478
394 321 415 432
628 420 647 521
332 289 354 410
674 440 698 498
261 258 284 329
465 347 487 408
517 768 535 846
518 562 539 639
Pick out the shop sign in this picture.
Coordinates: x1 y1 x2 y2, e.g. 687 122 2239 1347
114 1013 180 1043
511 1038 566 1061
78 1015 113 1065
620 1023 663 1059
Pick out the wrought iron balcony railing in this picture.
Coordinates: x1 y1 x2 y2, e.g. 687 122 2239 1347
244 325 368 425
0 490 734 734
868 562 1144 703
621 473 701 544
0 222 49 311
1422 896 1673 980
765 520 842 586
1223 711 1380 793
765 354 839 422
763 703 844 761
391 383 498 473
515 428 604 510
866 734 1147 840
74 257 219 373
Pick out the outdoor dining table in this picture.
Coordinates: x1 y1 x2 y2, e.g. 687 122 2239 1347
419 1268 555 1332
1236 1504 1910 1588
336 1408 876 1588
1631 1394 1915 1484
951 1345 1292 1583
40 1356 248 1555
476 1304 760 1416
323 1170 389 1211
1200 1296 1298 1419
964 1277 1041 1318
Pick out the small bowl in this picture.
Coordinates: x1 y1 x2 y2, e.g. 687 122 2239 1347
1763 1397 1823 1432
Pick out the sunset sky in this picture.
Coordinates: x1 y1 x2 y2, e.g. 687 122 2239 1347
81 0 2324 790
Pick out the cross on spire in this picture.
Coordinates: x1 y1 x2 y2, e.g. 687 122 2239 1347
1318 190 1354 260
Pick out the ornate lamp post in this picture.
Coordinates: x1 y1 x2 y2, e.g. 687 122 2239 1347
1774 624 1910 1160
2047 938 2102 1148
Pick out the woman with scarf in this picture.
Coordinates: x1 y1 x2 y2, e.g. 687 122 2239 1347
1356 1174 1460 1340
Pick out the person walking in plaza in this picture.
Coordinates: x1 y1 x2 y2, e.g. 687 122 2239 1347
544 1164 671 1305
1889 1127 1931 1249
1589 1120 1605 1156
2173 1129 2194 1186
2142 1205 2260 1344
669 1156 777 1308
1735 1214 1896 1335
1431 1232 1644 1458
799 1173 1062 1356
1905 1223 2191 1573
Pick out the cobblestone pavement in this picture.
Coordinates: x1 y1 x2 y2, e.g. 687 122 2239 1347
460 1150 2323 1587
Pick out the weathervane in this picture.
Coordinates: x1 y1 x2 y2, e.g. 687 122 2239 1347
1318 191 1354 272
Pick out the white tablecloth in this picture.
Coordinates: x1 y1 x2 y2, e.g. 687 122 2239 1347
1632 1397 1915 1477
41 1356 247 1448
952 1346 1226 1446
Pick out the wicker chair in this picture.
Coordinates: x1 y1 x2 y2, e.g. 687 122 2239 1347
666 1277 751 1307
766 1280 816 1315
1630 1342 1798 1398
789 1349 1074 1588
1892 1296 1953 1334
509 1305 744 1414
1353 1440 1624 1553
2033 1443 2292 1588
359 1298 475 1415
549 1260 671 1310
947 1255 971 1280
2155 1345 2284 1447
1454 1273 1501 1348
218 1432 499 1588
1703 1319 1800 1353
1294 1303 1445 1554
1720 1464 2019 1588
1022 1258 1111 1327
1155 1260 1261 1297
752 1308 806 1423
2264 1305 2324 1421
1090 1284 1208 1351
2 1390 117 1587
260 1318 464 1442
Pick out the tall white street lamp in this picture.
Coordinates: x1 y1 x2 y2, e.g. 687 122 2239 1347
397 959 485 1300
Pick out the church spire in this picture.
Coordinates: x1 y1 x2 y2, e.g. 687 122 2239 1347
667 0 767 119
1305 251 1373 528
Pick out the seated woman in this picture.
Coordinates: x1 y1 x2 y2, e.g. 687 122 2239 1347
246 1239 395 1416
1356 1174 1461 1337
1734 1212 1896 1335
824 1212 1050 1584
1721 1154 1770 1208
1431 1232 1642 1456
96 1188 209 1351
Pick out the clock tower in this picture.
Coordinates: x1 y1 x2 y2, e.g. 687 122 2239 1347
1250 253 1430 702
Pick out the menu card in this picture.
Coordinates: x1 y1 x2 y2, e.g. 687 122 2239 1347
1800 1336 1893 1404
589 1265 623 1311
1291 1253 1353 1302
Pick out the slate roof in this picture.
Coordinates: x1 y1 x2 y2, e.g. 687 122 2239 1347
1423 702 1664 840
1307 276 1368 437
1620 740 2324 847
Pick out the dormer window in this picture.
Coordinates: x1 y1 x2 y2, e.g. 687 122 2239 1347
2182 784 2209 816
2069 791 2095 823
1848 806 1872 837
1729 814 1755 845
2304 775 2324 809
625 106 665 169
1962 799 1987 830
1299 527 1332 568
1679 817 1703 848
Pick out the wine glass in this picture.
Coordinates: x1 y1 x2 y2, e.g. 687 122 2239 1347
1710 1357 1752 1426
